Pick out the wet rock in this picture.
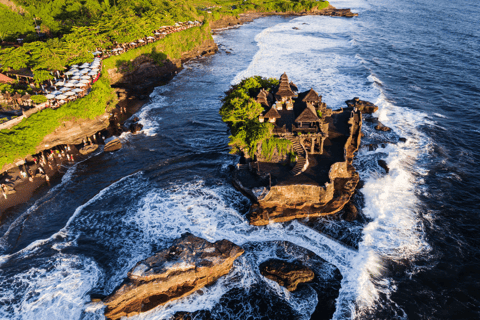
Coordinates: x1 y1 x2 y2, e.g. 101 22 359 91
378 159 389 173
103 233 244 320
399 137 407 143
342 202 358 222
345 97 378 114
292 27 300 30
260 259 314 291
375 121 391 132
79 144 98 155
129 122 143 134
104 139 122 152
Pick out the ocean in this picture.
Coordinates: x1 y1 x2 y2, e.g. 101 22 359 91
0 0 479 319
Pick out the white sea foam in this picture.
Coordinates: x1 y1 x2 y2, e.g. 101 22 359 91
0 7 434 320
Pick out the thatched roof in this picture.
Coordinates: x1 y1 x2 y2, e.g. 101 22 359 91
264 106 281 119
302 88 321 103
295 103 319 122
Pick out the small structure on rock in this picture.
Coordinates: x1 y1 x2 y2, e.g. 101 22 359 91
103 233 244 320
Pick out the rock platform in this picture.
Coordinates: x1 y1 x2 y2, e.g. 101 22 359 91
103 234 244 320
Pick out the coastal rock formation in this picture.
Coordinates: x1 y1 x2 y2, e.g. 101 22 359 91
378 159 390 173
104 139 122 152
108 38 218 89
314 5 358 17
260 259 314 291
37 113 110 153
103 234 244 320
345 97 378 114
375 121 391 132
244 107 362 226
79 144 98 155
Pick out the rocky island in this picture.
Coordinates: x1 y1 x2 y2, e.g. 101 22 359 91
103 233 244 320
221 74 377 225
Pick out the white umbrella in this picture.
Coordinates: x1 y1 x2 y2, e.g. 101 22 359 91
72 88 83 93
130 42 136 46
81 76 90 80
93 51 102 55
76 83 87 87
56 94 67 99
71 75 80 79
65 83 75 87
147 36 155 39
45 94 55 99
64 91 76 96
55 81 65 86
65 71 75 75
138 39 145 43
154 32 161 35
73 72 82 76
88 71 97 76
79 79 90 84
60 88 70 92
79 69 89 74
70 65 78 68
51 91 62 95
81 63 90 67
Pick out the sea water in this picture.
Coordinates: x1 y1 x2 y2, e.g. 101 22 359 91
1 0 479 319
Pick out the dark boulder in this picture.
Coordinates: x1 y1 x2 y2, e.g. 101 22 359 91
259 259 314 292
342 202 358 221
378 159 389 173
345 97 378 114
129 122 143 134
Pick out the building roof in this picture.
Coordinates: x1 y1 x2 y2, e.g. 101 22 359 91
302 88 321 102
295 103 319 122
275 73 295 98
264 106 281 119
0 73 15 84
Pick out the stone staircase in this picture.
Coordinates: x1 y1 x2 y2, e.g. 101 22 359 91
287 137 308 175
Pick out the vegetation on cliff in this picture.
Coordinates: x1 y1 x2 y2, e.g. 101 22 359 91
103 23 211 73
220 76 291 159
0 74 116 170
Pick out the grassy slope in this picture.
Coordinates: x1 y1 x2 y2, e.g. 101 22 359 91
0 0 329 171
0 75 116 170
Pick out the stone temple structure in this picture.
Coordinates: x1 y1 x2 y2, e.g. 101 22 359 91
257 73 332 155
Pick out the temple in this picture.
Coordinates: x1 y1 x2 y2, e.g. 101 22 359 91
257 73 332 155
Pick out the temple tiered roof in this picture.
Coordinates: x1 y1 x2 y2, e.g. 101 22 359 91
275 72 295 99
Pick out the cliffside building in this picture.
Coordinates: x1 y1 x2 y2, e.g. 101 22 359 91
259 73 331 154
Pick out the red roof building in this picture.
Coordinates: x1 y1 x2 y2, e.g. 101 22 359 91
0 73 15 84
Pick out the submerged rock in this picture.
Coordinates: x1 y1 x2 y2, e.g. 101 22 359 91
104 139 122 152
345 97 378 114
378 159 390 173
103 233 244 320
259 259 314 291
375 121 391 132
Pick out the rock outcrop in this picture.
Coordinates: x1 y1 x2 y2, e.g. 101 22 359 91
260 259 314 291
37 113 110 152
245 108 362 226
375 121 391 132
103 234 244 320
104 139 122 152
345 97 378 114
79 144 98 155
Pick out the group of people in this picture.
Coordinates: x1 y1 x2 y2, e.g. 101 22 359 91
93 21 202 59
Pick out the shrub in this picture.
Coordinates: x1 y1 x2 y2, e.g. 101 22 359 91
30 95 47 104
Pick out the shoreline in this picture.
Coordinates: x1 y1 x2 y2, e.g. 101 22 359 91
0 4 357 217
